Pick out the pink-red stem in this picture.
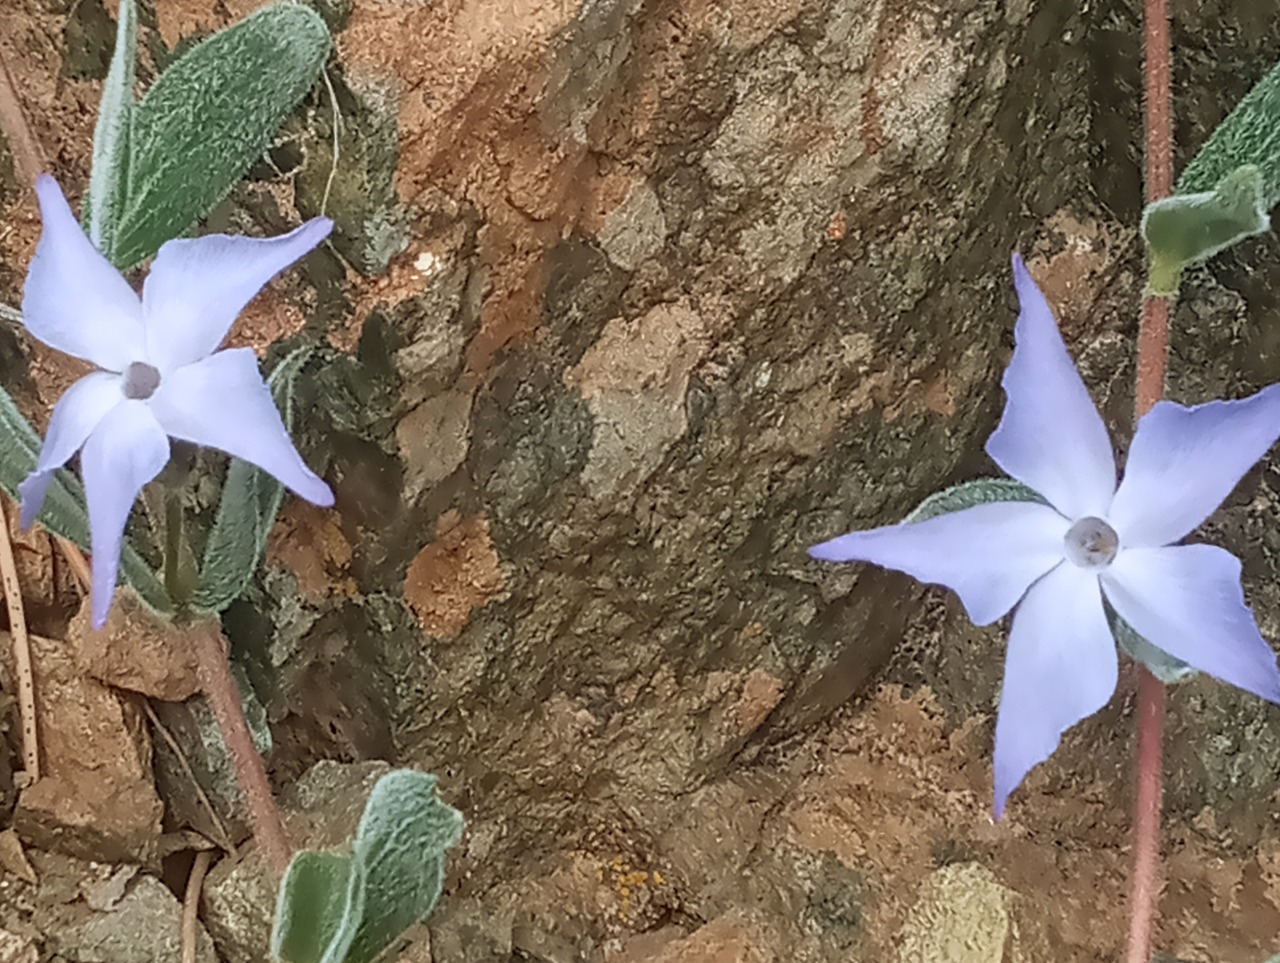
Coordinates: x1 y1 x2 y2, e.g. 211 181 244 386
190 620 292 879
1127 0 1172 960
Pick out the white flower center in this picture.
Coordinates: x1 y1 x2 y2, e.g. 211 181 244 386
1064 516 1119 569
122 362 161 400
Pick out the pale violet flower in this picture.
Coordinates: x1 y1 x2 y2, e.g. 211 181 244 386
19 175 334 628
809 253 1280 819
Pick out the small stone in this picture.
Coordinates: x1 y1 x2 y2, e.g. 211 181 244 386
11 633 163 864
82 864 139 912
396 388 476 499
0 829 36 884
896 863 1012 963
597 179 668 271
0 928 38 963
429 897 514 963
637 916 772 963
52 875 216 963
68 589 200 701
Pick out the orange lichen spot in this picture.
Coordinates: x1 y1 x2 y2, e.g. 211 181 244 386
733 669 785 734
266 502 355 602
403 511 504 639
605 856 664 923
920 370 956 418
826 209 847 241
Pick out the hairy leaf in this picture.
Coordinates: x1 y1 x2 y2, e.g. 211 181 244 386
903 477 1047 524
345 770 464 963
1108 603 1197 685
271 851 365 963
1143 165 1270 296
86 0 137 257
111 4 330 267
1180 58 1280 205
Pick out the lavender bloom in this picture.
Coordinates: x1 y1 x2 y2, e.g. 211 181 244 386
19 175 334 628
810 254 1280 819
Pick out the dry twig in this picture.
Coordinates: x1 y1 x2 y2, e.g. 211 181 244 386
0 497 38 780
181 849 214 963
54 535 92 596
0 45 44 188
142 699 235 853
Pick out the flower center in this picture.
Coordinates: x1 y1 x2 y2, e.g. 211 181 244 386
122 362 161 400
1064 516 1119 570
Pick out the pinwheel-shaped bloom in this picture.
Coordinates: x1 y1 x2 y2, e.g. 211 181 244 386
810 254 1280 818
19 175 334 628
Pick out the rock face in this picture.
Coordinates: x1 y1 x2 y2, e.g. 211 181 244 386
10 633 162 864
67 591 200 702
5 0 1280 960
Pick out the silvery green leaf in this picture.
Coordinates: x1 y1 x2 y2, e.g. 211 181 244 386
345 770 464 963
1107 603 1196 685
1142 165 1270 297
271 850 365 963
111 4 330 268
0 384 168 613
193 346 314 614
1179 58 1280 206
903 477 1047 524
86 0 136 258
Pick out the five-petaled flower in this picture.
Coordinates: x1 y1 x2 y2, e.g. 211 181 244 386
809 254 1280 819
19 174 334 629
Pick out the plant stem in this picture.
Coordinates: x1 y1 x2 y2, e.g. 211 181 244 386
1127 0 1172 960
1127 668 1165 963
190 619 292 879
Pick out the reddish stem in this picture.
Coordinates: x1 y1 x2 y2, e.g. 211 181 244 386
1127 0 1172 960
1127 669 1166 963
190 620 292 879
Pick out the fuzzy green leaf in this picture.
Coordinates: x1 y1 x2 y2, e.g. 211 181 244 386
110 4 330 267
193 346 314 614
1180 58 1280 205
1108 603 1196 685
902 477 1047 524
344 770 464 963
271 850 365 963
0 385 168 613
86 0 136 257
1143 165 1270 296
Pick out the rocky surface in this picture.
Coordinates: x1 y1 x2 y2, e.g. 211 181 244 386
9 631 162 865
1 0 1280 961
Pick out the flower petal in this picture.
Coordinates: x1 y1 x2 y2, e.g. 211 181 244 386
984 254 1117 519
993 564 1117 820
1102 545 1280 703
809 500 1069 626
148 348 333 505
81 400 170 628
18 371 124 528
22 175 144 370
1107 384 1280 548
142 218 333 372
